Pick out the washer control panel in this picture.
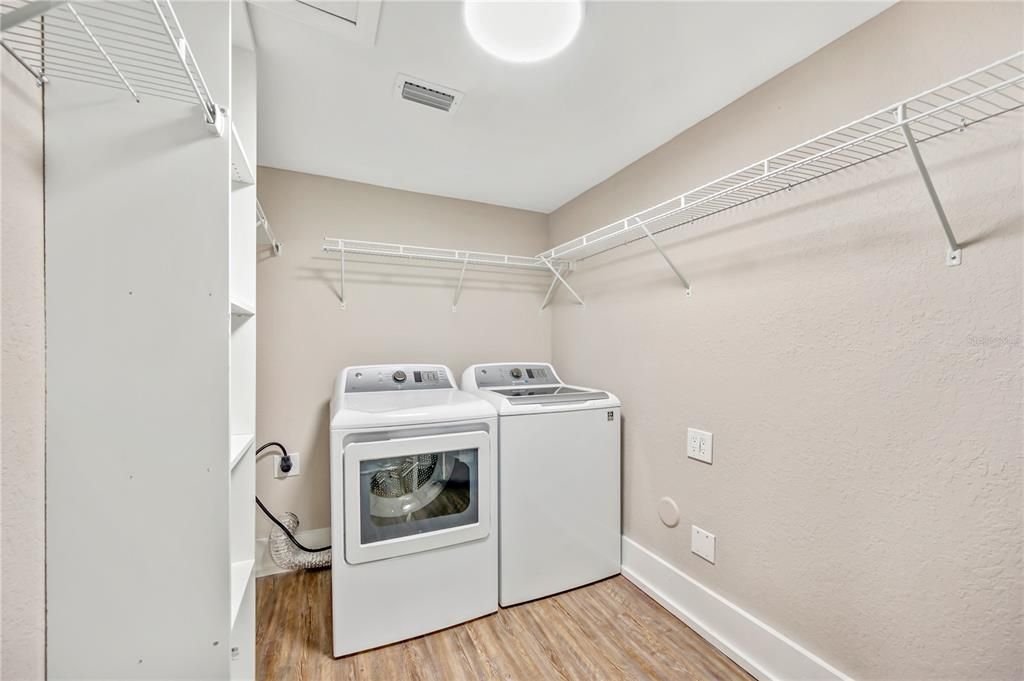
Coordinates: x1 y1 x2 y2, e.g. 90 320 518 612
344 365 454 392
472 363 559 388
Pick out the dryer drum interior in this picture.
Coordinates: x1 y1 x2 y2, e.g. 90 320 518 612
370 453 448 500
363 449 474 528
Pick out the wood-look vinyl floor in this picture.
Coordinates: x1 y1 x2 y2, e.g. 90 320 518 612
256 570 752 681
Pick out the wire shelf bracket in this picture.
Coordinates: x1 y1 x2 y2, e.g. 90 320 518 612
539 261 577 310
895 103 962 266
539 255 584 307
0 37 45 85
452 256 470 312
337 242 346 310
1 0 225 136
256 200 281 256
633 217 692 295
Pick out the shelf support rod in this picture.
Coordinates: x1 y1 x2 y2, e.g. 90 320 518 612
452 255 469 312
539 256 584 307
338 242 346 309
150 0 223 135
65 2 138 102
896 104 962 266
539 263 566 310
0 40 47 86
256 200 281 256
636 221 692 295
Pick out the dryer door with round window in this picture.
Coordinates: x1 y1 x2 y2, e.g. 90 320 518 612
343 431 491 564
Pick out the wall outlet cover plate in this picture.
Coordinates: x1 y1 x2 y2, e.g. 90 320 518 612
691 525 716 563
687 428 713 464
274 452 301 479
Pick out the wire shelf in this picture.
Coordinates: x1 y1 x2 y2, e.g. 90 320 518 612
322 238 569 271
539 51 1024 263
1 0 223 133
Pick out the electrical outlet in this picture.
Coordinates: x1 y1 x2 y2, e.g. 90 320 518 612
274 453 300 479
691 525 716 563
687 428 713 464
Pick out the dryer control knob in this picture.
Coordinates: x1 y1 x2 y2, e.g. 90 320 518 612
392 370 407 383
510 368 523 379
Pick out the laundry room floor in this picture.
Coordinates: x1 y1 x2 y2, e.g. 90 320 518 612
255 570 752 680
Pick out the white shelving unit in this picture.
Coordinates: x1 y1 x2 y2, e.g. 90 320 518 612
228 18 258 679
323 51 1024 307
35 1 258 678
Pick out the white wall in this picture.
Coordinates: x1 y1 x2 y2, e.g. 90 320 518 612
1 51 46 681
254 167 551 536
547 2 1022 678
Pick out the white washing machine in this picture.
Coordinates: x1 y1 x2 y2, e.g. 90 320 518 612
461 362 621 606
330 364 498 657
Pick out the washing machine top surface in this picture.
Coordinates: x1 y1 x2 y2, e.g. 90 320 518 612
331 364 496 429
461 363 620 414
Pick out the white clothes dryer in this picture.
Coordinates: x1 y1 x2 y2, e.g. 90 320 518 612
461 363 621 606
330 364 497 657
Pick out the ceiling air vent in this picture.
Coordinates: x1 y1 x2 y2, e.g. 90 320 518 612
394 74 464 114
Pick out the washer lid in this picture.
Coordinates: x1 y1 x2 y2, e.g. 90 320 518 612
491 386 610 405
461 363 619 414
331 388 496 429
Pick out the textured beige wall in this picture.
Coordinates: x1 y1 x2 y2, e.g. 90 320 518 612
547 3 1023 679
1 54 46 680
255 167 551 534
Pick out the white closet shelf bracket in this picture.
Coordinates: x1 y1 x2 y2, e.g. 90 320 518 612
326 239 347 309
1 0 225 136
452 256 469 312
895 103 962 266
632 218 691 295
256 200 281 256
539 255 584 307
539 261 569 310
0 37 45 85
321 237 571 309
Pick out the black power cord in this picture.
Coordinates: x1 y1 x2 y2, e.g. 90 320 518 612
255 441 331 553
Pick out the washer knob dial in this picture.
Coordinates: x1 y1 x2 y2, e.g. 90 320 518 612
392 370 407 384
510 368 523 379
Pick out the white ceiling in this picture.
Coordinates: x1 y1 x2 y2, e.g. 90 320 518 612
251 1 891 213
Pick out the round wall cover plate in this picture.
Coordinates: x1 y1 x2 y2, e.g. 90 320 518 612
657 497 680 527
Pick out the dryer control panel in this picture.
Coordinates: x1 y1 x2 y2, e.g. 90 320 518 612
343 365 454 392
470 363 560 388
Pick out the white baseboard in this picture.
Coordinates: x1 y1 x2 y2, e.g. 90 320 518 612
255 527 332 578
622 537 853 681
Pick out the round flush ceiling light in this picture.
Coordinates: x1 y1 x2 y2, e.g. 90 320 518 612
463 1 584 64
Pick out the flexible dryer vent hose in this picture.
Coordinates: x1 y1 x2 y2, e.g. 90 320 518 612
269 512 331 571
